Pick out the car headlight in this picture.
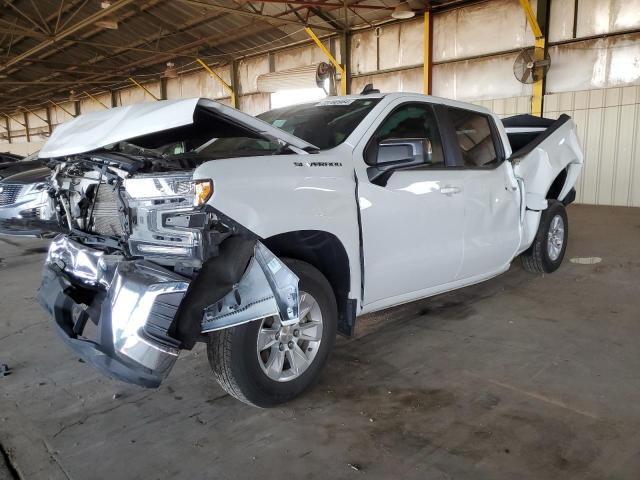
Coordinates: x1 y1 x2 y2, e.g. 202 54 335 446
125 176 213 206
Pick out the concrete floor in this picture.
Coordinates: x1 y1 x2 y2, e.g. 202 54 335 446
0 204 639 480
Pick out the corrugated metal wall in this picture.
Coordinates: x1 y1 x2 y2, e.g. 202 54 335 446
472 96 531 117
545 86 640 207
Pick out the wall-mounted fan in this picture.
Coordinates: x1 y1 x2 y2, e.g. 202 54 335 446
513 47 551 84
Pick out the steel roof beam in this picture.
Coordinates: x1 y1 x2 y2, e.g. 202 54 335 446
178 0 338 32
0 0 137 72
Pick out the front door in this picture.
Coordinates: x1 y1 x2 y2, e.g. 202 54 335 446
356 101 465 309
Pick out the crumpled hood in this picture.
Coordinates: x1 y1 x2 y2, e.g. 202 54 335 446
39 97 318 159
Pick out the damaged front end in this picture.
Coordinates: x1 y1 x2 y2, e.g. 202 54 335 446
37 152 299 387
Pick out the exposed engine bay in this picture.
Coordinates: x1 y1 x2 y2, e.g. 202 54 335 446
48 151 225 270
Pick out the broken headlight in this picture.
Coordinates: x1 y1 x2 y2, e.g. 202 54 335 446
124 174 214 266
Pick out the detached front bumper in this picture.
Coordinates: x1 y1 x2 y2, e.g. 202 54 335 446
38 236 190 387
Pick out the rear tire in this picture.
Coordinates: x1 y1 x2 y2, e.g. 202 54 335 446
207 259 337 407
521 200 568 274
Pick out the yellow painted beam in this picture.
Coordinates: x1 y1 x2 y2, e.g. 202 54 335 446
49 99 76 117
518 0 543 39
531 37 545 117
304 27 346 96
196 58 236 109
519 0 545 116
83 90 110 109
423 12 430 95
129 77 160 101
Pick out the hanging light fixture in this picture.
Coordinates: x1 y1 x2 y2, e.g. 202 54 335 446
163 61 178 79
391 2 415 19
69 90 79 101
95 1 119 29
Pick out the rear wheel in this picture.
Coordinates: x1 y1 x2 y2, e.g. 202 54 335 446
521 200 568 273
207 260 337 407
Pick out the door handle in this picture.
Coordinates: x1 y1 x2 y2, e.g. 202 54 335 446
440 185 461 196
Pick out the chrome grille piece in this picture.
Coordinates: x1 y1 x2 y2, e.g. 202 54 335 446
0 184 23 206
92 184 123 236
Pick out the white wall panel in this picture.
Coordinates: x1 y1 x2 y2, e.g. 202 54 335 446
116 82 160 106
549 0 575 42
472 96 531 117
547 34 640 93
433 53 533 101
544 86 640 206
49 103 75 126
238 56 269 95
0 141 44 156
433 0 535 63
576 0 640 37
379 21 424 71
351 67 423 94
80 92 111 113
351 29 377 75
274 42 329 72
165 69 231 100
238 93 270 115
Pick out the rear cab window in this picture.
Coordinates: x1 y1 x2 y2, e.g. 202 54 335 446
446 107 502 168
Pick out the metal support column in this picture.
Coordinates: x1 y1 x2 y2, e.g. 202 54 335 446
423 11 433 95
45 106 52 136
160 77 168 101
5 116 11 144
23 112 30 142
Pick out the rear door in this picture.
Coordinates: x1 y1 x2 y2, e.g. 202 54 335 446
355 99 465 309
440 106 521 279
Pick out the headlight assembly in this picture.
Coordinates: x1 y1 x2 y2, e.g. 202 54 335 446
124 175 213 207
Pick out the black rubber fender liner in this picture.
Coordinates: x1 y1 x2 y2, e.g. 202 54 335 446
562 188 576 206
170 235 257 349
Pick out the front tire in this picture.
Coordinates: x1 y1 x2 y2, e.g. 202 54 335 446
521 200 568 273
207 259 337 407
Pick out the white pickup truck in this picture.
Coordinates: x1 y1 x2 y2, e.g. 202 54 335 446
34 91 582 406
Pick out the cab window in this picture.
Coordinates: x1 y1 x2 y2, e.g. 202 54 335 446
447 108 500 167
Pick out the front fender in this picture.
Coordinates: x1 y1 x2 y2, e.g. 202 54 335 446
193 149 361 304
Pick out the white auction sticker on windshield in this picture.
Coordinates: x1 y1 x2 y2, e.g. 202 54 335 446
315 98 356 106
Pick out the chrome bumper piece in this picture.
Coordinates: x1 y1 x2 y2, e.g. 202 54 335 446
38 235 300 387
38 236 189 387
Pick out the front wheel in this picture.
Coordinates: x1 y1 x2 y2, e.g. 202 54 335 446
207 259 337 407
521 200 568 273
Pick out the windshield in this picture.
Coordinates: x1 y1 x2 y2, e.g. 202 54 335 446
197 98 380 157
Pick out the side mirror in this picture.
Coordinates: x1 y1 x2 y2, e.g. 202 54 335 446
368 138 432 186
